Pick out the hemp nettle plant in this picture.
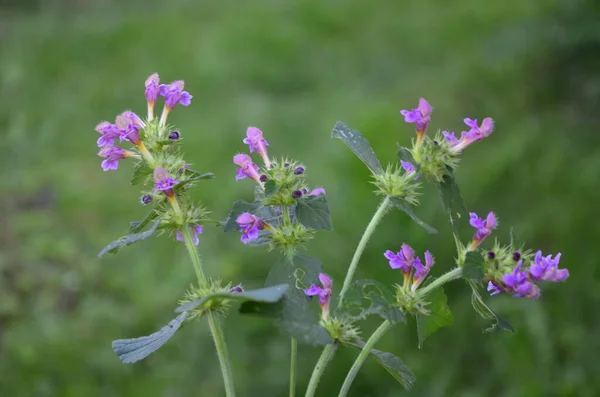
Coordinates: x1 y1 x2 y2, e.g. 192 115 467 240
96 75 569 396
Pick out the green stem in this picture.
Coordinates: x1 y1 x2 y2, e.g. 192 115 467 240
289 337 297 397
417 267 462 297
305 343 338 397
338 196 391 306
181 228 236 397
338 320 392 397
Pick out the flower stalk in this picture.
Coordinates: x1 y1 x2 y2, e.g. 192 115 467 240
305 343 338 397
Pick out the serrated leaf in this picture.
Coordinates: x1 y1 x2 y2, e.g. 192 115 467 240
176 284 288 313
337 280 404 324
390 198 437 234
416 287 453 348
463 251 485 280
348 339 415 390
264 180 280 198
129 211 159 233
468 280 516 333
437 167 468 235
131 163 153 186
396 145 420 172
295 194 333 230
240 255 331 345
331 121 382 175
98 221 160 257
112 312 189 364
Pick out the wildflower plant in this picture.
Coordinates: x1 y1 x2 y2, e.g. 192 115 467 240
96 77 568 397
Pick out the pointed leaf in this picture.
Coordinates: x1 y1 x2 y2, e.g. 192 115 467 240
437 167 468 234
416 287 453 348
240 255 331 345
295 194 333 230
331 121 382 175
264 180 280 198
98 221 160 257
131 163 153 186
337 279 404 324
468 280 516 333
176 284 288 313
175 172 215 191
129 211 159 233
463 251 485 280
348 339 415 390
112 312 189 364
390 198 437 234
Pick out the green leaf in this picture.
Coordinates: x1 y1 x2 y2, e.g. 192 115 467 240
131 163 153 185
175 172 215 190
467 280 516 333
331 121 383 175
112 312 189 364
390 198 437 234
396 145 420 172
176 284 288 313
222 200 261 231
295 194 333 230
337 279 404 324
98 221 160 257
415 287 453 348
240 255 332 345
129 211 159 233
348 339 415 390
264 180 280 198
437 167 468 235
463 251 485 280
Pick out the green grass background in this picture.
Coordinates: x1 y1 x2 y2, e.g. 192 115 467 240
1 0 599 396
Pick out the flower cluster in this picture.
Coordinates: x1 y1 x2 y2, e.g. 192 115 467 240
95 73 209 246
385 243 434 292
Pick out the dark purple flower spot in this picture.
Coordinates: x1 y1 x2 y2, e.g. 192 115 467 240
259 175 268 182
512 252 521 261
284 162 290 167
294 166 305 175
169 130 180 140
487 251 496 260
292 190 303 198
141 195 153 205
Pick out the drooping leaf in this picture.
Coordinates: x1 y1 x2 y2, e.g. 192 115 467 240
390 198 437 234
176 284 288 313
295 194 333 230
98 221 160 257
415 287 453 348
463 251 485 280
264 180 280 198
348 339 415 390
131 163 153 186
239 255 332 345
331 121 383 175
129 210 159 233
468 280 516 333
175 172 215 190
396 145 420 172
112 312 189 364
337 279 404 324
437 167 468 235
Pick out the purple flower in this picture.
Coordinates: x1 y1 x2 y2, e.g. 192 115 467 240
400 98 432 139
145 73 161 104
176 224 204 246
487 281 502 296
442 130 459 147
97 146 134 171
159 80 193 109
469 211 497 248
229 284 244 294
233 154 261 182
153 167 179 196
309 188 326 196
400 160 419 180
384 243 415 274
95 121 122 147
116 111 144 145
502 261 540 299
304 273 332 320
451 117 494 153
529 251 569 282
236 212 265 244
243 127 270 166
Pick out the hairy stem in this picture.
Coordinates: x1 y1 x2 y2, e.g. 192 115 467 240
417 267 462 297
289 337 297 397
338 196 391 306
338 320 392 397
305 343 338 397
182 228 236 397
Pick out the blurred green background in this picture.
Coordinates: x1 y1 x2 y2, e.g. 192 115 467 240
1 0 599 396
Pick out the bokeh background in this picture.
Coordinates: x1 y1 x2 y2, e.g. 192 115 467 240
1 0 599 396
